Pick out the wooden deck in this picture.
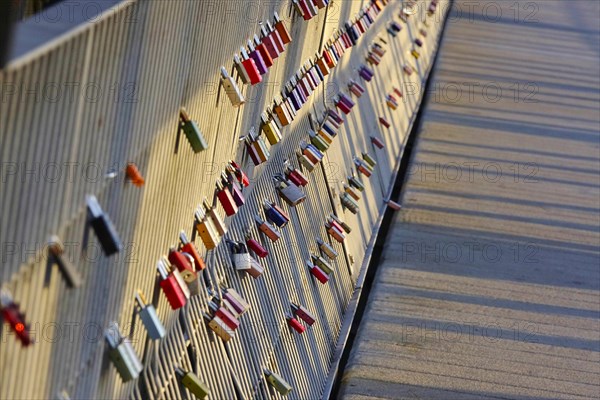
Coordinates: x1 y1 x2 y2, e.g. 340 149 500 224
338 0 600 399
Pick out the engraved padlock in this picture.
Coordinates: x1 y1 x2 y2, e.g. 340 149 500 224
135 291 166 340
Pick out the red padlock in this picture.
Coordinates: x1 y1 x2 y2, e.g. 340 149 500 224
217 180 239 216
371 136 385 149
274 12 292 44
210 302 240 330
240 48 262 85
287 316 305 334
168 248 197 283
261 24 280 59
309 262 329 284
241 47 262 85
157 261 187 310
267 21 285 54
254 35 274 68
298 0 313 20
246 237 268 258
179 232 206 271
379 116 391 129
323 49 335 68
336 97 352 115
292 304 316 326
0 291 32 346
228 160 250 187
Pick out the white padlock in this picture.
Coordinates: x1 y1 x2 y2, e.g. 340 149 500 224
221 67 245 107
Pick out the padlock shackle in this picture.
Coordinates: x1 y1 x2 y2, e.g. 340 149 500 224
135 290 148 307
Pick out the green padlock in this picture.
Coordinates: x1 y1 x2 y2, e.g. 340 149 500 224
309 130 329 152
362 152 377 168
265 369 292 396
312 255 332 275
180 108 208 153
176 367 210 399
348 176 365 192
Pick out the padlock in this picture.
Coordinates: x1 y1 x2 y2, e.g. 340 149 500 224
367 52 381 66
420 29 428 38
255 215 281 242
0 290 32 346
362 152 377 167
260 23 280 59
328 108 344 125
263 201 290 228
203 199 227 237
312 255 333 275
168 257 193 298
220 67 245 106
392 87 403 99
292 303 316 326
317 238 338 259
371 136 385 149
240 47 262 85
349 81 363 98
403 65 414 76
247 256 264 279
314 0 328 8
179 108 209 153
387 26 398 37
298 151 316 172
331 214 352 234
359 65 374 81
303 142 324 163
306 0 319 16
322 49 335 68
317 127 334 144
310 130 329 152
246 236 268 258
216 180 239 216
287 315 305 334
253 34 274 68
320 120 338 137
415 38 424 48
285 165 309 187
209 301 240 330
372 43 386 57
316 55 330 77
275 175 306 207
390 21 402 33
223 288 251 315
294 0 311 20
205 313 234 342
105 322 143 382
157 260 188 309
266 21 285 54
411 49 420 59
345 184 361 201
326 222 346 243
227 175 245 207
338 92 355 110
230 241 252 270
175 367 210 399
169 248 197 283
194 208 218 250
234 55 250 84
247 41 268 76
86 195 123 256
274 100 292 127
348 175 366 192
387 200 402 210
341 193 359 214
262 112 283 144
265 369 293 396
379 116 391 129
228 160 249 187
125 163 145 186
246 137 263 166
47 236 83 288
302 145 321 165
274 12 292 44
135 291 166 340
308 260 329 284
179 231 206 271
386 95 398 110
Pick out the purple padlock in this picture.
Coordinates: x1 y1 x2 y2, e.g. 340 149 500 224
415 38 424 48
249 43 269 75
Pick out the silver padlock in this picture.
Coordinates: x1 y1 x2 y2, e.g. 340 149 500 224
317 238 338 259
220 66 245 107
135 291 166 340
105 322 143 382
